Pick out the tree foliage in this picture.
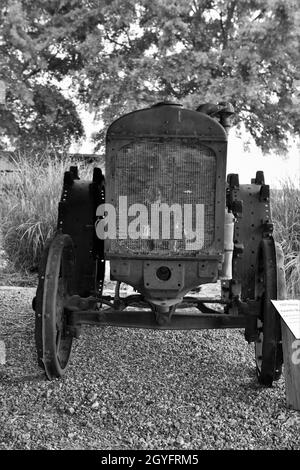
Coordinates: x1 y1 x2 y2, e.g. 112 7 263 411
0 0 85 151
0 0 300 153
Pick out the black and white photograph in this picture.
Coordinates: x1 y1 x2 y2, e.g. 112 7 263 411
0 0 300 454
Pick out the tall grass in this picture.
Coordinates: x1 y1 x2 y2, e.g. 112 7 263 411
0 152 92 272
271 180 300 298
0 153 299 298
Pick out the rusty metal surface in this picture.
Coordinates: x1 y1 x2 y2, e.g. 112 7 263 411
68 309 247 330
109 257 221 304
108 105 227 140
109 139 216 255
229 179 273 301
254 238 284 386
34 240 51 369
105 104 228 259
41 233 74 379
57 168 105 297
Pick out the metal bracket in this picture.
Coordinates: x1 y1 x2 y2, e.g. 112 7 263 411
143 261 184 290
259 184 270 202
65 295 98 311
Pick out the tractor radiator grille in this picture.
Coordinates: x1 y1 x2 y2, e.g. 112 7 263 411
109 139 216 255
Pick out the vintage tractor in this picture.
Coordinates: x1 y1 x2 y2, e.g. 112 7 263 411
33 101 286 385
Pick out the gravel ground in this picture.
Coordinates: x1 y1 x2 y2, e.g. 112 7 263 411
0 286 300 450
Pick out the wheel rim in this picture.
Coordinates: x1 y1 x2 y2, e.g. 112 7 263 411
255 318 264 374
34 240 51 369
254 239 283 386
42 233 74 379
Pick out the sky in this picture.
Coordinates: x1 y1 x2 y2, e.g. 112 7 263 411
71 108 300 190
227 133 300 189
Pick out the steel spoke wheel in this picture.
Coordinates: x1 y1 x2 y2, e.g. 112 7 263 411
34 240 51 369
254 239 285 386
34 233 75 379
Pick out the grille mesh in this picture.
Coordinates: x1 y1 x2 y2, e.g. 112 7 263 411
109 139 216 255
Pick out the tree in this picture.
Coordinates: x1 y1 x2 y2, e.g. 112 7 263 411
77 0 300 153
0 0 85 151
0 0 300 153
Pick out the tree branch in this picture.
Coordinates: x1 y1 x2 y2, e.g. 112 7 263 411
219 11 227 48
219 1 237 50
251 9 267 22
160 78 182 99
104 32 130 51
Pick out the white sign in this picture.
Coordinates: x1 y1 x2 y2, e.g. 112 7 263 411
0 80 6 104
271 300 300 339
0 340 6 365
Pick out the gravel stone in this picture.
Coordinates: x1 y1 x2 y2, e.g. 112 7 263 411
0 286 300 450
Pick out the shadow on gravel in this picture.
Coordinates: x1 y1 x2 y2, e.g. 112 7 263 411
0 371 46 384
